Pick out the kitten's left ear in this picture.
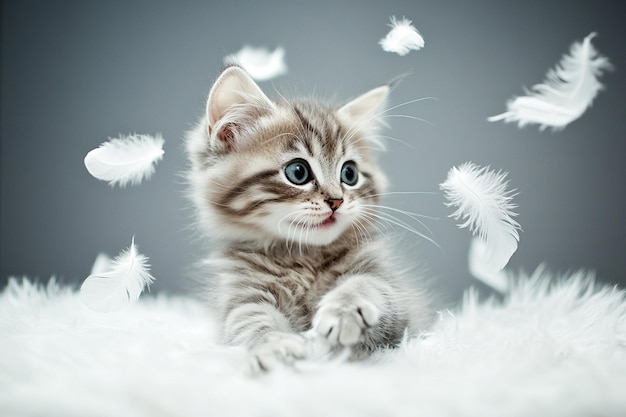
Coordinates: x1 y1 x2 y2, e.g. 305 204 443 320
338 85 389 132
206 66 275 150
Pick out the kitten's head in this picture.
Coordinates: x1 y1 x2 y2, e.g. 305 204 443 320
187 66 389 246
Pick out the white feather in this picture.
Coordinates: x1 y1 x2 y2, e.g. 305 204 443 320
468 237 510 293
80 238 154 313
225 46 287 81
84 133 164 187
440 162 521 271
90 252 113 276
488 32 612 130
379 16 424 56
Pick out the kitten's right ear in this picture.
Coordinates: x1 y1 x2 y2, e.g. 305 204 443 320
206 66 275 150
338 85 389 134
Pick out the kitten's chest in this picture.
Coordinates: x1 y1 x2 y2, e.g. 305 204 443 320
270 249 350 302
226 243 355 307
218 240 378 331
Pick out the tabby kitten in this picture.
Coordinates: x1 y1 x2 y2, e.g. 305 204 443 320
186 66 433 371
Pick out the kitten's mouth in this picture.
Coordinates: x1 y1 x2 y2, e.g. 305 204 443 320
318 215 337 228
293 214 337 230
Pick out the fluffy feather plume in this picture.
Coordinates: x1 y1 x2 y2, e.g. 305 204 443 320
80 238 154 312
84 133 164 187
440 162 521 271
468 237 510 293
488 32 612 130
224 46 287 81
379 16 424 56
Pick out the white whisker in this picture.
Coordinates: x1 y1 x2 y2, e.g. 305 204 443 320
350 133 413 150
350 217 368 244
363 216 390 238
360 207 440 249
366 191 437 198
357 209 393 236
380 97 438 115
298 215 306 256
381 114 434 127
304 220 311 254
361 204 437 231
277 210 299 236
289 212 305 249
283 211 303 253
353 216 379 241
343 95 437 145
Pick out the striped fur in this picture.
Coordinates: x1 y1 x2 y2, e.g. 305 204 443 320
186 67 433 370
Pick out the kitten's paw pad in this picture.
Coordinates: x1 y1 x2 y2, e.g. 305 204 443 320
249 332 308 373
313 299 380 346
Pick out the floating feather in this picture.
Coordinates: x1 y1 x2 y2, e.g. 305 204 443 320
488 32 612 130
440 162 520 271
225 46 287 81
90 252 113 276
379 16 424 56
468 237 510 293
84 133 164 187
80 238 154 312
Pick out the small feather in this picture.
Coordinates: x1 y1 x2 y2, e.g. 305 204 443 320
90 252 113 276
224 46 287 81
468 237 510 293
379 16 424 56
488 32 612 130
440 162 521 271
80 238 154 313
84 133 164 187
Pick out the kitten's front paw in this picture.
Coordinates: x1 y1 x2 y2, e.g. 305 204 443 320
249 331 308 373
312 297 380 346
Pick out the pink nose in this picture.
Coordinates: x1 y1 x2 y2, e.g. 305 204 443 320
325 198 343 211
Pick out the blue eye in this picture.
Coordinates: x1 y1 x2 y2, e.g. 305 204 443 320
285 159 312 185
340 161 359 186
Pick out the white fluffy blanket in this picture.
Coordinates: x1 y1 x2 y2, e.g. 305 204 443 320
2 271 625 417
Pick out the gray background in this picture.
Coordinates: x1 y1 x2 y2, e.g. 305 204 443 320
2 0 624 303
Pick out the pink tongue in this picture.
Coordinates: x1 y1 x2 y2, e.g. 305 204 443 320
321 216 336 226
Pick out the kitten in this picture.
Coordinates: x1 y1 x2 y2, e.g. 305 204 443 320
186 66 434 371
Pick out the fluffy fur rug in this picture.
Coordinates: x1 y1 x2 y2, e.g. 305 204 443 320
2 270 625 417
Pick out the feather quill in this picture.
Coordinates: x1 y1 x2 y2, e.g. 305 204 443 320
84 133 164 187
468 237 510 293
80 238 154 312
379 16 424 56
488 32 612 130
225 46 287 81
440 162 520 271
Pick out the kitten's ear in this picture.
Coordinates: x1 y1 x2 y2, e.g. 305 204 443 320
338 85 389 132
206 66 275 150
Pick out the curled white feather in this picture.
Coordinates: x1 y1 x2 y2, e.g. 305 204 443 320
488 32 612 130
468 237 510 293
84 133 164 187
440 162 521 271
379 16 424 56
80 238 154 313
225 46 287 81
